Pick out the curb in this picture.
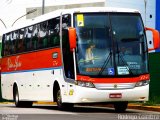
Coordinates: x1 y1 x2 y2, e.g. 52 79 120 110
128 104 160 112
99 103 160 112
78 103 160 112
34 102 56 105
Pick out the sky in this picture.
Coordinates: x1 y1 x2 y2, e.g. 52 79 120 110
0 0 104 35
0 0 29 35
0 0 154 36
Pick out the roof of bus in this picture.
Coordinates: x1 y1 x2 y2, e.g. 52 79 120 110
3 7 140 34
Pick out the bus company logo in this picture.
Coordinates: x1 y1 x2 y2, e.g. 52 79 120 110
7 56 22 70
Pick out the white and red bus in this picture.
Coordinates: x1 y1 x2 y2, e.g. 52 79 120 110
1 7 159 112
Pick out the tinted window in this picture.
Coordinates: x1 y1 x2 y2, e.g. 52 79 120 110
38 22 48 49
3 34 10 56
25 26 33 51
17 29 25 53
32 24 39 50
2 15 71 56
48 17 60 47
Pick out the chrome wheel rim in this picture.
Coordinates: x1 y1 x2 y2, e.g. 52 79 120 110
15 90 19 105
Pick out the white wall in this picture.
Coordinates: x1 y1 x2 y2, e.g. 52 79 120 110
0 0 105 36
105 0 155 27
105 0 156 49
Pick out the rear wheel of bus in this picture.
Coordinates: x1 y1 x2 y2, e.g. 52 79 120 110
13 85 33 108
113 101 128 113
56 89 74 110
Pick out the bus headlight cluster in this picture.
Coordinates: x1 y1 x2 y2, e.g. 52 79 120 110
75 81 95 88
135 80 150 87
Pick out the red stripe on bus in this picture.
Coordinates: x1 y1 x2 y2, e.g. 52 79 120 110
77 74 150 83
1 48 62 72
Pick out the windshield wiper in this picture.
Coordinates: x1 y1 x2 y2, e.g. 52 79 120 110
98 50 112 75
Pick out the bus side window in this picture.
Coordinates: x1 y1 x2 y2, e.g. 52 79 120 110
11 40 16 54
38 21 48 49
32 24 38 50
2 34 5 56
4 41 8 56
4 34 10 56
12 31 18 54
48 19 54 47
8 33 12 55
9 32 13 54
8 32 13 55
17 29 25 53
48 17 60 47
25 26 33 51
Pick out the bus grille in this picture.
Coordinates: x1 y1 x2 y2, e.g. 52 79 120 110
94 83 136 90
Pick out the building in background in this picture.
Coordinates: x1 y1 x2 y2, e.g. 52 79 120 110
26 0 105 19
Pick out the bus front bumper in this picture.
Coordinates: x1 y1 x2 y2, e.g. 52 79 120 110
69 85 149 103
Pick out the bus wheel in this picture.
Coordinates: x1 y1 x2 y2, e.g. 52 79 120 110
13 86 23 107
56 89 73 110
13 86 33 107
113 102 128 113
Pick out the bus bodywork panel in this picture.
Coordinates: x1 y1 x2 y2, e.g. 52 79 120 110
1 68 64 101
1 48 62 72
1 48 63 101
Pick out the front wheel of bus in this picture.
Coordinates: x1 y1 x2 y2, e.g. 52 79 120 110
114 102 128 113
56 89 73 110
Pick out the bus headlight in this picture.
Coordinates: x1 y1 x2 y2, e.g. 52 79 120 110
135 80 150 87
75 81 95 88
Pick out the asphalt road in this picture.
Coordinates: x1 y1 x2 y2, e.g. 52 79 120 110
0 103 160 120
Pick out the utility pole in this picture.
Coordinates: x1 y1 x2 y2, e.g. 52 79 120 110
144 0 147 25
42 0 45 15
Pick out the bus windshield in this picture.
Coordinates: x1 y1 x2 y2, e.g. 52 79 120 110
74 13 148 77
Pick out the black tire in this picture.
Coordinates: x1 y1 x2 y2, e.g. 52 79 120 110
56 89 73 110
114 102 128 113
13 86 33 108
13 86 22 107
23 101 33 108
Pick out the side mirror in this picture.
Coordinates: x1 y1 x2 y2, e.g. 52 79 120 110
68 27 76 52
145 27 160 51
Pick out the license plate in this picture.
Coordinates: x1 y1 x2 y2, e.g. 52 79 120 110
109 93 122 98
